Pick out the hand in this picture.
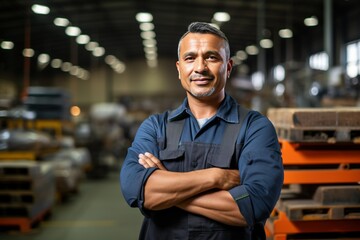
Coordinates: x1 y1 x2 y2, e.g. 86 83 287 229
138 152 167 170
211 168 240 190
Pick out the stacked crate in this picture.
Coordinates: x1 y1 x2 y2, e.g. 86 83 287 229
0 160 55 232
23 86 71 121
266 107 360 240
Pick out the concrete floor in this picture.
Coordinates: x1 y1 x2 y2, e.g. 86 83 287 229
0 172 143 240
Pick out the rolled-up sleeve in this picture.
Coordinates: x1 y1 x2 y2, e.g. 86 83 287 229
120 116 162 215
229 113 284 227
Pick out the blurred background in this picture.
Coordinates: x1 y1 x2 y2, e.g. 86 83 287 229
0 0 360 239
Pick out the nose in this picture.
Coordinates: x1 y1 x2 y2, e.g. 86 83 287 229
195 58 207 73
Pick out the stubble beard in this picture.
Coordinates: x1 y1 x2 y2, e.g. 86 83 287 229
189 87 216 98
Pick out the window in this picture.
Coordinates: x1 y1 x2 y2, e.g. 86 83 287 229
345 41 360 78
309 51 329 71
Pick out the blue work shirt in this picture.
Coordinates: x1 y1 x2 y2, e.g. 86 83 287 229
120 94 283 239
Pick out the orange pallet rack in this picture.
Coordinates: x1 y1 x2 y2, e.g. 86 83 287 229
280 139 360 184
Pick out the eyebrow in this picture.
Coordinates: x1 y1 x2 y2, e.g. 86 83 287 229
181 50 221 58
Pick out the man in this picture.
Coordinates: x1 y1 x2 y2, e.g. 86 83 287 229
120 22 283 239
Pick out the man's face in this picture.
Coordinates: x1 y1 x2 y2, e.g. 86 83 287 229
176 33 232 100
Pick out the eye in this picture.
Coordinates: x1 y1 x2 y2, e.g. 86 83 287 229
207 55 218 61
184 56 195 62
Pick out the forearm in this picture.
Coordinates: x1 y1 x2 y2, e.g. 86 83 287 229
177 189 248 226
144 168 218 210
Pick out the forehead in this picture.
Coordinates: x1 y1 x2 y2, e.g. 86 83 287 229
180 33 225 53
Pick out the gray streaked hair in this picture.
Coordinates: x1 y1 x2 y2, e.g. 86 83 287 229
177 22 230 60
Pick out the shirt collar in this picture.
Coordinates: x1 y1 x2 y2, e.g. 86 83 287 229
168 94 239 124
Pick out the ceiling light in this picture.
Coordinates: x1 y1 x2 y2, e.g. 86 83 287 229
23 48 34 57
65 26 81 36
70 66 80 76
85 41 99 51
136 12 153 23
31 4 50 15
279 29 293 38
245 45 259 55
141 31 156 40
51 59 62 68
54 17 69 27
61 62 72 72
76 35 90 44
38 53 50 64
139 23 154 31
143 39 157 47
273 65 285 82
105 55 117 65
235 50 247 60
304 16 318 27
1 41 14 50
213 12 231 22
92 47 105 57
259 39 273 48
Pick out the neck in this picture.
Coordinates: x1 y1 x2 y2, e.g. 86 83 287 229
187 92 225 119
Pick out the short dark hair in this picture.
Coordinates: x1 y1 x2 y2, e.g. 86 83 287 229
177 22 230 60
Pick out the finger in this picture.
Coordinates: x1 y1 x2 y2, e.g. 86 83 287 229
139 153 158 168
144 152 167 170
138 158 150 168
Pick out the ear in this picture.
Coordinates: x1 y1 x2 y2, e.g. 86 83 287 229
227 58 233 78
176 61 181 79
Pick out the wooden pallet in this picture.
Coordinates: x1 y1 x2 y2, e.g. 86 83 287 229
267 108 360 128
267 108 360 143
276 199 360 221
0 207 52 233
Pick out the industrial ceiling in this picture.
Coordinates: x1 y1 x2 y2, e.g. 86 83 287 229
1 0 360 77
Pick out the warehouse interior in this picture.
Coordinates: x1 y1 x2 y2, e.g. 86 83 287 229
0 0 360 239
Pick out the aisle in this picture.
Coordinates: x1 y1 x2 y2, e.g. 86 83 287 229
0 172 143 240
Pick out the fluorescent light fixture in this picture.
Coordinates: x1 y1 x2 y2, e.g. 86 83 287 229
279 29 293 38
92 47 105 57
76 35 90 44
54 17 70 27
38 53 50 64
213 12 231 22
260 39 273 48
141 31 156 40
245 45 259 55
136 12 153 22
251 71 264 91
274 83 285 96
139 23 154 31
65 26 81 36
61 62 72 72
31 4 50 15
105 55 117 65
1 41 14 50
23 48 35 57
51 59 62 68
85 41 99 51
235 50 248 60
304 16 318 27
143 39 157 47
273 65 285 82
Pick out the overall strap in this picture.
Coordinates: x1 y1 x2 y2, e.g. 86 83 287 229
164 116 185 151
164 105 249 153
219 105 250 162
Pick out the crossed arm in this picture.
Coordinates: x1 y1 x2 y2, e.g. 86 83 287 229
139 152 248 226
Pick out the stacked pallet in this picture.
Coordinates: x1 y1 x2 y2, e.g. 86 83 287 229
0 160 55 232
267 107 360 143
266 107 360 240
23 86 72 121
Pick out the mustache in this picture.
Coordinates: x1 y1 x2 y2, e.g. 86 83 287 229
190 74 214 80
